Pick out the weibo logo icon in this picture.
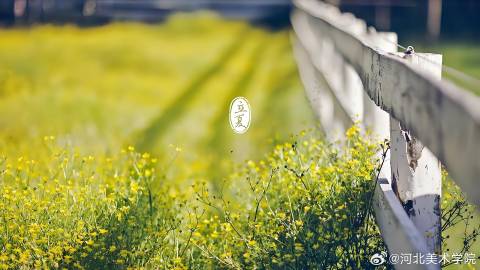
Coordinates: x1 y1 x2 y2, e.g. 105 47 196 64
229 97 251 134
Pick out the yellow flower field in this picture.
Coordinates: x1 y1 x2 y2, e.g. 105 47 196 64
0 13 477 270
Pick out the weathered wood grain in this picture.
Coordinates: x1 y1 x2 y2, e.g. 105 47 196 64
389 54 443 254
374 171 441 270
292 10 440 266
292 0 480 206
363 31 397 141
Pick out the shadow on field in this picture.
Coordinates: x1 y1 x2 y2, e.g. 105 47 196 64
135 28 250 151
205 39 267 183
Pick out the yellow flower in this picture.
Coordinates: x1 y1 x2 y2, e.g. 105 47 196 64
130 182 139 193
120 249 128 257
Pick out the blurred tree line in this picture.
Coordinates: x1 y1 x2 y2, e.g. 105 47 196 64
0 0 292 29
329 0 480 41
1 0 478 41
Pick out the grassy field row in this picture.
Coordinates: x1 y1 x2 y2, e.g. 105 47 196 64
0 14 316 180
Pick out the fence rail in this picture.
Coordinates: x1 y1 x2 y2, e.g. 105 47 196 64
291 0 480 269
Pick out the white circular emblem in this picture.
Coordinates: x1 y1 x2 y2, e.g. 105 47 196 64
229 97 251 134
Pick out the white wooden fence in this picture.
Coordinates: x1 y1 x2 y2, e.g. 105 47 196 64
291 0 480 269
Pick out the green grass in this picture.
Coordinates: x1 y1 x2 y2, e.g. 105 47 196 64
415 42 480 95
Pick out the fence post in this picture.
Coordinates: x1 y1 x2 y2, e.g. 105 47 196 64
363 31 397 141
390 53 443 254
